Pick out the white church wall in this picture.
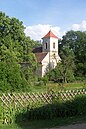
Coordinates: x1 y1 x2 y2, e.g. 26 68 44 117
41 53 49 77
50 37 58 53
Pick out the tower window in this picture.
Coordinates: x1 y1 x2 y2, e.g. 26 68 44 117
53 42 55 49
45 42 47 49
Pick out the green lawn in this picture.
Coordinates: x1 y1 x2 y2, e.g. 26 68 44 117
29 82 86 93
0 82 85 94
0 115 86 129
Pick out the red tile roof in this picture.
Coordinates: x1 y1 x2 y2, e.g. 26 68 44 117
35 52 48 63
42 30 59 39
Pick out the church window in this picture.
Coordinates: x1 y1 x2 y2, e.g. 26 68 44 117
45 42 47 49
53 42 55 49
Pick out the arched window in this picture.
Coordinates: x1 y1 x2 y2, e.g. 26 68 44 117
53 42 55 49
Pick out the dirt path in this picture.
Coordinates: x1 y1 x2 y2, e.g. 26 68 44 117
44 123 86 129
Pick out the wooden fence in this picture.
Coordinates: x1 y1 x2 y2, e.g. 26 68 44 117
0 89 86 109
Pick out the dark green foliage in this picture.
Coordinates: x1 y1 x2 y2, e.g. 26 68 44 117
47 46 75 83
0 92 86 124
0 58 28 92
0 11 38 92
15 94 86 121
48 30 86 83
61 30 86 79
71 95 86 115
37 76 49 86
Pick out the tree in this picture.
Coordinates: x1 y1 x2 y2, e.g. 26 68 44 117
0 11 38 92
0 53 28 92
59 46 75 83
61 30 86 79
48 46 75 83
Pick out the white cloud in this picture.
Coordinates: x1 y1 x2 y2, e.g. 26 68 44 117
24 24 62 40
70 20 86 31
71 24 80 31
24 20 86 40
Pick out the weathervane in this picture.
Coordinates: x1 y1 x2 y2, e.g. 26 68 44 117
49 25 52 31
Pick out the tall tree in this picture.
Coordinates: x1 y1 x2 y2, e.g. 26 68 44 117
48 46 75 83
0 11 37 92
61 30 86 78
0 11 37 62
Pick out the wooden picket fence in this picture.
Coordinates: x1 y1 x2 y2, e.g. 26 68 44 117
0 89 86 109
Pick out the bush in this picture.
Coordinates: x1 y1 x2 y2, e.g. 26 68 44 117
15 94 86 121
37 76 48 86
1 94 86 124
71 95 86 115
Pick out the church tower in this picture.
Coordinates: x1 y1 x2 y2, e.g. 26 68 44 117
42 30 60 69
42 30 59 53
34 30 60 77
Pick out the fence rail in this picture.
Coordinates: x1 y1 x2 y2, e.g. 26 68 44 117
0 89 86 109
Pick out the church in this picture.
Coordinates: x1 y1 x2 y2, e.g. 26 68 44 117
33 30 61 77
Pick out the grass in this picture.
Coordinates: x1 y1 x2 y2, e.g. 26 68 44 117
0 115 86 129
0 82 86 129
29 82 86 93
0 82 85 94
63 83 86 90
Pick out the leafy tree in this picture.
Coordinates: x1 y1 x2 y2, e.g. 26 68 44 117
0 11 38 92
48 46 75 83
0 11 38 61
0 54 28 92
61 30 86 79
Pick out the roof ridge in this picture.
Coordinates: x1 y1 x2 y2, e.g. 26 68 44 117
42 30 59 39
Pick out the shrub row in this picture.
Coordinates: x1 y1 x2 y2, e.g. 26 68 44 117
1 94 86 124
15 94 86 121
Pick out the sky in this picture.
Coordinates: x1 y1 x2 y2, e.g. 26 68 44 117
0 0 86 40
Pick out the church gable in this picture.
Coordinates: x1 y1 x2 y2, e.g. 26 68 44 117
42 30 59 39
